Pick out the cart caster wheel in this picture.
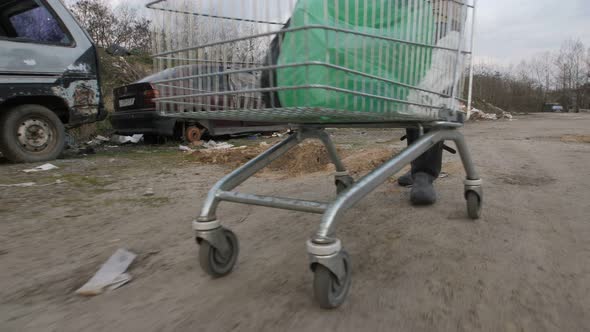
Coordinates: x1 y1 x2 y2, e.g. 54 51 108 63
313 251 351 309
199 228 239 277
466 191 482 220
335 175 354 195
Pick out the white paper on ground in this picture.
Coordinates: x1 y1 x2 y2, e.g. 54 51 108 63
106 273 132 291
203 140 234 150
179 145 195 153
76 248 137 296
111 134 144 144
23 163 59 173
0 182 36 187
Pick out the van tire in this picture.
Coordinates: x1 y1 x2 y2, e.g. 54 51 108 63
0 104 66 163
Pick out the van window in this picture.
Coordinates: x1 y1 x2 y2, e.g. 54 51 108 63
3 0 70 45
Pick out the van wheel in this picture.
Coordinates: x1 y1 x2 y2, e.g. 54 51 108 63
0 104 66 163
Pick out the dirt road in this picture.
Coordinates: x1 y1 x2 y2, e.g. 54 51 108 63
1 113 589 331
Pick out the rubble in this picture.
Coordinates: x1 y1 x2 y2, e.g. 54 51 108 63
469 108 513 121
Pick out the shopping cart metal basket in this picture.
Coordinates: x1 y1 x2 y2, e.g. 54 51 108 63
147 0 482 308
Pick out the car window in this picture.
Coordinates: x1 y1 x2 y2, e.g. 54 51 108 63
3 0 71 45
144 65 228 92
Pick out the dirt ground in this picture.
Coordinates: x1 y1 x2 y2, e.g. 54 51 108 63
1 113 589 332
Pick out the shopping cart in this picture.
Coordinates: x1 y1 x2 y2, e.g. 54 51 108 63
147 0 482 308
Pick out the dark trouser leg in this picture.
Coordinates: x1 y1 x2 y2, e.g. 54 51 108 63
406 128 443 178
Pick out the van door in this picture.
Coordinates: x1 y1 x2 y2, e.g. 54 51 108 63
0 0 94 75
0 0 103 125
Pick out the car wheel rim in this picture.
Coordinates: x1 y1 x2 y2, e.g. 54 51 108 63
16 117 56 153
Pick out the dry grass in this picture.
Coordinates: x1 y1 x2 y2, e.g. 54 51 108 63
561 135 590 144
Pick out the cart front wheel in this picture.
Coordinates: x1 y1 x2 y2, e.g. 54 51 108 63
199 229 239 277
313 251 351 309
466 191 482 220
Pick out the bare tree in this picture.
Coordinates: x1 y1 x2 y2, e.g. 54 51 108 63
529 51 555 101
554 39 587 111
69 0 151 52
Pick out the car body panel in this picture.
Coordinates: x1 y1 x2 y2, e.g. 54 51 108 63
111 65 286 137
0 0 105 127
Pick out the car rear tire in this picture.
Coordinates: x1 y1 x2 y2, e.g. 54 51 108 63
0 104 66 163
184 126 205 143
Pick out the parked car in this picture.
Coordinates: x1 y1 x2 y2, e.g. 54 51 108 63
0 0 106 162
111 65 286 143
542 103 564 113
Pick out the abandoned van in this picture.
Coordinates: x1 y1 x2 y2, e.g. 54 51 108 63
0 0 105 163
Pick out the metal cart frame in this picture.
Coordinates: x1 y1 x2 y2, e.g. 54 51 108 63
147 0 481 308
193 121 482 308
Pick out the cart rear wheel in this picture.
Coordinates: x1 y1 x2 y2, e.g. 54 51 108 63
199 229 239 277
313 251 351 309
466 191 482 220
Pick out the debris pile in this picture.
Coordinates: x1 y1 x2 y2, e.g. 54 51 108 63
561 135 590 144
190 141 335 175
469 108 513 121
336 148 395 176
469 100 513 121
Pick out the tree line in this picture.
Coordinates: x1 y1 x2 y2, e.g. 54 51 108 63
471 39 590 113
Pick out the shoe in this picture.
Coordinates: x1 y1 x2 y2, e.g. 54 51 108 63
397 171 414 187
410 172 437 206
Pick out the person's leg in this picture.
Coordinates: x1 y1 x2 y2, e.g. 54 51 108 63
406 128 443 178
403 128 443 205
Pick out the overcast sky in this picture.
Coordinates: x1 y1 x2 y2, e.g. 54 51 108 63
101 0 590 64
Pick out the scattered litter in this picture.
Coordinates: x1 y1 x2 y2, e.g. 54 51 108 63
247 135 259 140
439 172 449 179
272 132 285 138
144 188 155 196
87 135 111 146
23 163 59 173
0 180 65 188
203 140 234 150
0 182 36 188
76 248 137 296
39 180 65 186
111 134 144 144
179 145 196 153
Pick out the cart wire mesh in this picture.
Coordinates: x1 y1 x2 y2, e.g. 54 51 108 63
147 0 477 124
